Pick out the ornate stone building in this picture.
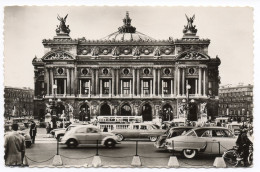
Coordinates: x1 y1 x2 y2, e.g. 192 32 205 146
4 86 34 118
32 12 221 122
218 84 253 122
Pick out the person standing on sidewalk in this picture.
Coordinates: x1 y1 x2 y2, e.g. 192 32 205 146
29 121 37 144
4 123 25 166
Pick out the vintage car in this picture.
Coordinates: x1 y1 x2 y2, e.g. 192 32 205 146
111 123 166 142
54 123 90 140
165 127 237 159
154 126 194 149
226 123 243 136
60 125 120 148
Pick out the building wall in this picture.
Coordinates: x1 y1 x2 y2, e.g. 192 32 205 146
4 87 34 118
218 84 253 122
32 13 221 122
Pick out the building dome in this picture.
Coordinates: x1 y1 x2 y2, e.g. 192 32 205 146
101 12 155 42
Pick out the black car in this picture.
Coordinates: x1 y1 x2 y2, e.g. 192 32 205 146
154 126 194 149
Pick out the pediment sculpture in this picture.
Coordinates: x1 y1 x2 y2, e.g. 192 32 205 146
43 51 74 60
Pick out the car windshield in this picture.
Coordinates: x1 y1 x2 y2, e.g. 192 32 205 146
152 124 160 129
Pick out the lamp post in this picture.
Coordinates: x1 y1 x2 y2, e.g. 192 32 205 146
186 84 191 122
49 84 62 129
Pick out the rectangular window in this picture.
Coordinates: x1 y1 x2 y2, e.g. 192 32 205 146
162 79 171 94
143 79 150 95
82 80 90 95
102 79 110 94
187 78 196 94
123 79 130 95
56 78 65 94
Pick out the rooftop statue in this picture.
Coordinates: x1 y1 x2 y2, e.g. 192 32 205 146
183 14 197 35
56 14 70 35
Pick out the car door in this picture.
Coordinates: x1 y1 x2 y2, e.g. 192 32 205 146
211 129 237 154
74 127 88 144
200 129 214 154
127 124 140 138
139 125 151 138
86 127 102 144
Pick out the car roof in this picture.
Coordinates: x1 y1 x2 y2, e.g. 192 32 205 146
170 126 194 129
73 124 98 129
193 127 229 130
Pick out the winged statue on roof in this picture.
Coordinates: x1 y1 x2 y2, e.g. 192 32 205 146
56 14 70 34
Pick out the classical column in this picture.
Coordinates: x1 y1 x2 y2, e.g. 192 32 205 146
157 68 161 95
141 79 143 96
130 79 132 96
171 79 173 95
132 68 136 96
153 68 156 95
64 79 66 96
182 68 185 96
177 67 180 96
91 68 95 95
95 68 99 95
66 68 70 95
100 79 103 96
203 68 206 96
150 79 152 97
120 80 123 96
74 66 77 95
46 68 49 95
198 67 202 96
50 68 54 95
112 68 115 96
109 79 112 96
79 79 82 95
137 68 140 96
195 79 198 95
116 68 119 96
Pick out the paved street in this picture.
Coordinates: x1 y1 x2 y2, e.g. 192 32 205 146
24 128 218 167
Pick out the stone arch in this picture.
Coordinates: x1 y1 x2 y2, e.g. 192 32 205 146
162 104 174 121
139 101 154 121
118 101 134 116
100 102 112 116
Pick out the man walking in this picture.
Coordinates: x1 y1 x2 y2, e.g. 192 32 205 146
4 123 25 166
30 121 37 144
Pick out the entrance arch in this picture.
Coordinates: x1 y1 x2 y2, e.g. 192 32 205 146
100 104 111 116
162 104 173 121
141 103 152 121
79 104 90 121
120 104 131 116
189 103 198 121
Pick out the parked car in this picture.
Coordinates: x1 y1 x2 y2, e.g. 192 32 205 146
154 126 194 149
226 123 243 136
165 127 237 159
111 123 166 142
60 125 120 148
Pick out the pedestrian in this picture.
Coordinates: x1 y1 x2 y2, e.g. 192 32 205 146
236 126 252 166
29 121 37 144
4 123 25 166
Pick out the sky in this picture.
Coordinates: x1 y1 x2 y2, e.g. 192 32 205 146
4 6 254 89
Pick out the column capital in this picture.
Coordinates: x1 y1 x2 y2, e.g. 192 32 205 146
112 67 120 69
153 66 161 69
198 65 207 69
91 67 100 70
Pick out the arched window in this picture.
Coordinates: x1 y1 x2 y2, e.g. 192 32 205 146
121 104 131 116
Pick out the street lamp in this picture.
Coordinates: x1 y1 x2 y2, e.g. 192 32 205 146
186 84 191 122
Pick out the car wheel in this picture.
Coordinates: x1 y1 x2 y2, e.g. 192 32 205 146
223 150 239 166
66 139 78 148
116 134 124 141
149 136 158 142
26 141 32 148
182 149 197 159
105 139 116 148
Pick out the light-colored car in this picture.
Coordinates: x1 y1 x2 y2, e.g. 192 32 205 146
154 126 194 149
111 123 166 142
54 123 90 140
60 125 120 148
226 123 243 136
165 127 237 159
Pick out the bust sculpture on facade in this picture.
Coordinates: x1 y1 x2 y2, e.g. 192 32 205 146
56 14 70 35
